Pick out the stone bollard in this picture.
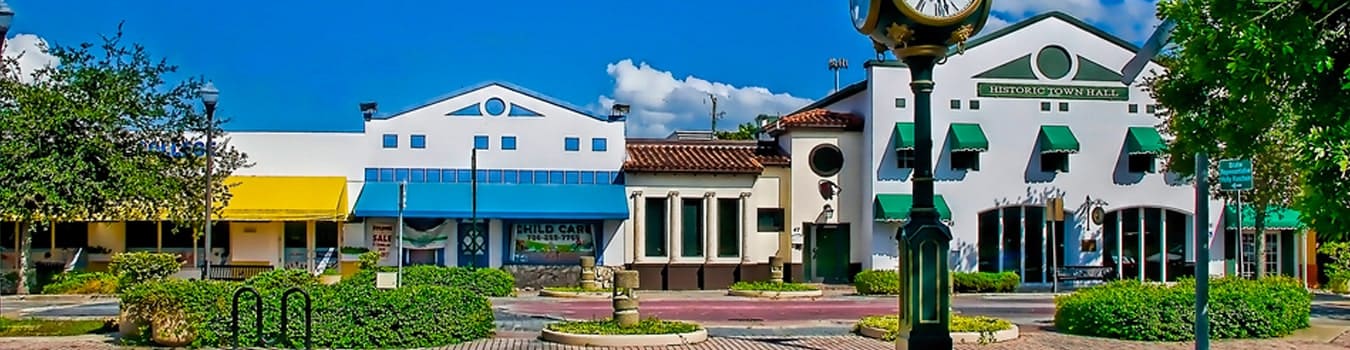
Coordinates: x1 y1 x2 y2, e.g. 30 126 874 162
769 256 784 283
579 256 598 290
612 270 640 327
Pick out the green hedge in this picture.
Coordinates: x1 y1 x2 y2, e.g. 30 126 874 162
42 272 118 294
345 265 515 297
730 281 819 292
1054 277 1311 341
854 270 1019 294
109 252 181 291
119 269 495 348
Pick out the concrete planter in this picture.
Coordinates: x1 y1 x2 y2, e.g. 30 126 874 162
727 289 824 299
539 327 708 347
857 324 1019 344
151 313 195 347
538 289 611 299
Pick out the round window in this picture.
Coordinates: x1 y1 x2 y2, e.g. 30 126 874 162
809 144 844 177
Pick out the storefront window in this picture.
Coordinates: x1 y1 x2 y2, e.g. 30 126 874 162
1023 206 1045 283
315 222 339 267
644 198 667 257
1 222 14 250
977 211 1000 273
283 222 307 269
681 198 704 257
717 198 740 258
1000 207 1020 276
1106 207 1190 282
508 222 597 265
124 222 158 249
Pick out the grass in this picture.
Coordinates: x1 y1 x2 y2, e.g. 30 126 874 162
856 315 1012 341
0 318 116 337
729 281 820 292
546 318 701 335
543 286 609 293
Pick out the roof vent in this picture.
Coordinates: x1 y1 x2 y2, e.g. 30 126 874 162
359 101 378 121
609 103 630 122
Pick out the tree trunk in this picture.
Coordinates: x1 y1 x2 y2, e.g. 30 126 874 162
1255 207 1267 278
16 221 31 295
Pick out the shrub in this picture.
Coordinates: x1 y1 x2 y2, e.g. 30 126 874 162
730 281 819 292
244 269 318 290
0 318 116 337
109 252 181 290
1054 277 1310 341
356 251 381 270
0 272 16 294
343 265 516 297
854 270 900 295
546 317 701 335
856 314 1012 342
339 246 369 255
41 272 118 294
952 272 1020 293
1320 242 1350 293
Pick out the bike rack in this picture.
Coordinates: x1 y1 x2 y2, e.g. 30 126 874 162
230 286 313 349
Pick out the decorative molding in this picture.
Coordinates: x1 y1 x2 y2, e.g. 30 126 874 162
704 192 716 198
630 190 643 198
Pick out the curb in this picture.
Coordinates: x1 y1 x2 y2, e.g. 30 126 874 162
856 324 1019 344
727 289 825 299
0 295 117 303
539 327 709 347
537 290 611 299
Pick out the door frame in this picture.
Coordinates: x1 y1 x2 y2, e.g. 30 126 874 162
806 223 851 284
456 219 489 268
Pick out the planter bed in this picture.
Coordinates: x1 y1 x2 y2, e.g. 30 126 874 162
727 281 823 299
540 319 707 347
539 287 611 299
855 315 1018 344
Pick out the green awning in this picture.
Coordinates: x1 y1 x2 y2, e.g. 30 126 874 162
1224 205 1303 230
874 194 953 222
894 122 915 151
948 123 989 152
1126 126 1166 155
1039 125 1080 153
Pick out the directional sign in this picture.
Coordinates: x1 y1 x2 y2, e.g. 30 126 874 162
1218 159 1253 191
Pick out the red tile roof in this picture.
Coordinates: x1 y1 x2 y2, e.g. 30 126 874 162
762 108 865 134
623 139 790 174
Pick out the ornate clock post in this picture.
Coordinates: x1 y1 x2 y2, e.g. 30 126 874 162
848 1 992 349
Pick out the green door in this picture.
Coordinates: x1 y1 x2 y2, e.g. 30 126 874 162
814 225 850 284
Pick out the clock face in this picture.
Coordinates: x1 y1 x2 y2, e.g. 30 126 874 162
849 0 872 30
902 0 977 19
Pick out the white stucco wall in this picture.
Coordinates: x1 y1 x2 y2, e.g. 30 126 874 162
625 173 775 264
786 131 865 267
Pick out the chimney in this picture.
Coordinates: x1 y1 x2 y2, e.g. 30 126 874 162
609 103 630 122
360 101 378 121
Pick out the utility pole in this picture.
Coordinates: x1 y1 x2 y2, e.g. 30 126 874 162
828 58 849 93
705 93 726 136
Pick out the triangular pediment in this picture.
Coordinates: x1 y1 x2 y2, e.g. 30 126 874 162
369 81 614 123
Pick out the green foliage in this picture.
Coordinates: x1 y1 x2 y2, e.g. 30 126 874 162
339 246 369 255
853 270 900 295
243 269 317 290
546 318 701 335
1319 242 1350 293
41 272 118 295
119 278 495 348
855 315 1012 342
714 122 761 140
1054 277 1310 341
356 251 380 270
0 318 116 337
729 281 819 292
344 265 516 297
952 272 1020 293
109 252 181 290
1150 0 1349 241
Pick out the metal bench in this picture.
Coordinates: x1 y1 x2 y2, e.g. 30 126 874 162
1052 266 1114 292
208 265 275 281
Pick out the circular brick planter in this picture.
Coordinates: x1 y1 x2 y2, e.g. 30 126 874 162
727 289 824 299
539 327 709 347
538 289 611 299
857 324 1019 344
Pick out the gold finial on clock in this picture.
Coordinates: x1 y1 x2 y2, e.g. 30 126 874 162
886 23 914 48
948 24 975 54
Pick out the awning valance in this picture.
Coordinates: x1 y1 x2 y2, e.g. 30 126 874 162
1039 125 1080 154
1126 126 1166 155
874 194 953 222
894 122 915 151
1224 205 1303 230
352 183 629 220
221 176 349 221
948 123 989 152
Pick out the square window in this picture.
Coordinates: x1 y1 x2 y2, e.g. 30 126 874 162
476 170 488 182
580 171 595 184
441 169 456 183
1128 154 1157 173
895 98 907 108
757 208 786 232
592 138 608 152
549 171 564 184
474 135 489 150
503 170 519 184
382 134 398 148
1041 153 1071 173
1058 102 1069 112
565 137 580 151
457 169 473 183
426 168 442 183
518 170 533 184
501 136 517 150
1128 104 1139 113
564 171 580 184
410 134 426 149
951 151 980 171
596 171 612 184
535 170 550 184
410 169 426 182
1040 102 1052 111
1146 104 1157 114
488 170 503 183
395 168 410 182
969 100 981 110
896 150 917 169
364 168 379 182
950 99 961 109
379 168 395 181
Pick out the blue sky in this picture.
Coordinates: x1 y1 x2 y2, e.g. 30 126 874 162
3 0 1161 137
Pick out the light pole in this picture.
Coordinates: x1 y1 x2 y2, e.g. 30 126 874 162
828 58 849 93
198 82 219 279
1 0 15 56
397 180 405 287
848 1 991 349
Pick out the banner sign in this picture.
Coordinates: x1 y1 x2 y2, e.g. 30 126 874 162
509 223 596 265
976 82 1129 101
369 223 395 266
400 218 451 250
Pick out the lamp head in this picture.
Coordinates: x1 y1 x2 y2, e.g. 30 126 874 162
0 0 13 35
198 82 220 109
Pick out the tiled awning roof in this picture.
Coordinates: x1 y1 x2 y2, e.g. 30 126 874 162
762 108 865 134
623 139 790 174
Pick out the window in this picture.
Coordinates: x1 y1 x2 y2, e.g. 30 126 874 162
969 100 981 110
895 98 907 108
501 136 517 150
1128 154 1156 173
395 168 409 181
1128 104 1139 113
426 168 442 183
644 198 668 257
410 169 426 182
364 168 379 182
564 137 580 151
410 134 426 149
1146 104 1157 114
124 221 158 249
53 222 89 248
474 135 489 150
681 198 705 257
503 170 518 184
1040 102 1052 111
1058 102 1070 112
717 198 741 258
757 208 784 232
549 170 564 184
809 144 845 177
592 138 608 152
1041 153 1070 173
379 168 395 181
896 150 916 169
382 134 398 148
950 99 961 109
951 151 980 171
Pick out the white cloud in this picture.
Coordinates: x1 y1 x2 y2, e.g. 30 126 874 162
2 34 59 84
596 59 813 138
990 0 1161 43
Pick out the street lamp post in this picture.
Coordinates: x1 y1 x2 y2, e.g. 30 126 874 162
1 0 15 55
848 1 992 349
198 82 219 280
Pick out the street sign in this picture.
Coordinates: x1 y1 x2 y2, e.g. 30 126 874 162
1218 159 1253 191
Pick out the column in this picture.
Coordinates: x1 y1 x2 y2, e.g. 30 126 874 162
156 221 163 252
995 208 1003 271
704 192 715 263
667 191 678 262
1019 207 1025 284
306 220 316 271
1161 212 1168 281
1116 213 1123 280
740 192 752 263
1138 210 1145 282
631 191 644 263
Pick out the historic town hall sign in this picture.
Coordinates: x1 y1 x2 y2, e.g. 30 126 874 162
972 44 1130 101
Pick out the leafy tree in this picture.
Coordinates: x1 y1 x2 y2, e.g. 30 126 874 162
0 27 248 293
1148 0 1349 246
715 122 760 140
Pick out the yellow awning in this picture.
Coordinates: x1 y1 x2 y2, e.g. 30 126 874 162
220 176 348 221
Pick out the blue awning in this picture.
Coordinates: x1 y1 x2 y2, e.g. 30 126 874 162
352 183 629 220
